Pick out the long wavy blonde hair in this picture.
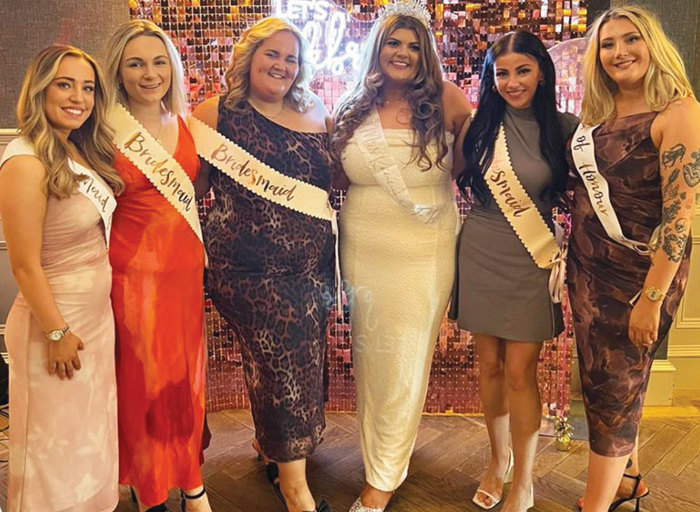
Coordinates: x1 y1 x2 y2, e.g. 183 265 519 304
223 17 313 113
105 19 188 117
17 45 123 198
332 14 448 171
581 5 695 125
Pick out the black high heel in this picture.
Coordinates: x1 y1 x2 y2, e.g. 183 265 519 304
130 487 167 512
304 499 331 512
576 473 649 512
609 474 649 512
180 487 207 512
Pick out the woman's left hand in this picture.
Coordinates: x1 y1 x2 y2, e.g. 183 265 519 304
628 298 661 347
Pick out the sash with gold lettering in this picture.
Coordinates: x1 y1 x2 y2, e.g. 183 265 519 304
570 123 657 256
187 115 341 308
484 126 565 303
0 137 117 246
109 104 203 244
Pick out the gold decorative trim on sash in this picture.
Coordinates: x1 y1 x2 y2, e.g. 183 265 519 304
110 104 203 244
484 126 565 303
0 137 117 247
187 114 341 311
570 122 658 256
188 115 335 222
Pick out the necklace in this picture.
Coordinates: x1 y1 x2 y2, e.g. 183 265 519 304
249 98 285 119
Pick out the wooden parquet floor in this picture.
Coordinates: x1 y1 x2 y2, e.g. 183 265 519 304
2 396 700 512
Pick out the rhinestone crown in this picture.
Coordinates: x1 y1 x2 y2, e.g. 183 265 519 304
379 0 431 28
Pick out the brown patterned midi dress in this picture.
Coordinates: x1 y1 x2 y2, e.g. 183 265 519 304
204 98 335 462
567 112 691 457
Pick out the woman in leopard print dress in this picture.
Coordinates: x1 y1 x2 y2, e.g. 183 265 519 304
193 18 333 512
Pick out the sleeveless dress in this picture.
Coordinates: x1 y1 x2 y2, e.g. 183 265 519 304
204 99 335 462
567 112 691 457
1 138 118 512
340 113 459 491
109 117 206 505
457 106 578 341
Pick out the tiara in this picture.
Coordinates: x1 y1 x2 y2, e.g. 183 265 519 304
379 0 432 28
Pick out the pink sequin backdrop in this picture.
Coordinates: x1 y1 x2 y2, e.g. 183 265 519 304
128 0 587 416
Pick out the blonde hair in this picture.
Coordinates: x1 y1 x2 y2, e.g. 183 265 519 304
105 19 188 117
223 17 312 112
332 14 448 171
581 4 695 125
16 45 124 198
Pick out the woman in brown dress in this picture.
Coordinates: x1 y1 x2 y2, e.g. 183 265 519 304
567 6 700 512
192 17 333 512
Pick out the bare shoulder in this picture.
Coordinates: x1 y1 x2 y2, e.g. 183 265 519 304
441 80 471 134
0 154 45 181
191 96 220 129
653 97 700 146
303 91 331 132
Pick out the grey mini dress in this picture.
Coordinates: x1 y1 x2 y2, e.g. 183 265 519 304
456 105 578 342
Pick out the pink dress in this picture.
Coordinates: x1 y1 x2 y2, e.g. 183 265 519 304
0 138 118 512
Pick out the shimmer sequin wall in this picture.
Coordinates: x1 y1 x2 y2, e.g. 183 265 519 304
129 0 586 415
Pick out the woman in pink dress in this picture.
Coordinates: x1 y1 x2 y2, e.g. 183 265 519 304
0 45 123 512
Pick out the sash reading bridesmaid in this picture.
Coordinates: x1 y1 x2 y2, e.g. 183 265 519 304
105 20 210 512
191 17 334 512
568 6 700 512
455 31 578 512
0 45 122 512
331 2 471 509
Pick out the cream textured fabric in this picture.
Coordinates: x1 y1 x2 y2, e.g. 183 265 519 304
340 118 458 491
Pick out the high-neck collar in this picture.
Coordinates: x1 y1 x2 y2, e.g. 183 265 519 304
506 104 536 121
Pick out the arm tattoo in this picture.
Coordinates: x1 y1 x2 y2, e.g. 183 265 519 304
662 168 680 200
683 150 700 187
662 143 686 168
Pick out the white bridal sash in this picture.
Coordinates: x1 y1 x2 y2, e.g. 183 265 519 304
0 137 117 246
187 115 341 310
484 126 565 303
109 104 203 244
352 108 450 224
570 123 659 256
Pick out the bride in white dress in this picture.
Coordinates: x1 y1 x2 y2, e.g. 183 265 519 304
332 5 471 511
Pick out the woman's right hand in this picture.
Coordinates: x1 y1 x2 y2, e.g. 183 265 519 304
48 332 85 379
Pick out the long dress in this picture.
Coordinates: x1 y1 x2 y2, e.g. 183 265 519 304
457 106 578 341
204 99 335 462
110 117 206 505
1 137 118 512
339 115 459 491
567 112 691 457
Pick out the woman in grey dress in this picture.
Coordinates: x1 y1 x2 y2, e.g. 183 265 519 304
455 31 577 512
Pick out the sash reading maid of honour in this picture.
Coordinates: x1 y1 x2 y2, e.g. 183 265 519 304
187 115 341 309
110 104 203 244
484 126 565 303
570 123 657 256
351 108 450 224
0 137 117 247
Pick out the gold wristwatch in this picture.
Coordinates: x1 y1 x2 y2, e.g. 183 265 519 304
45 324 70 342
643 286 665 302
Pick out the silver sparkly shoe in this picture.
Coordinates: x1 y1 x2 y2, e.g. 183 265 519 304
348 497 385 512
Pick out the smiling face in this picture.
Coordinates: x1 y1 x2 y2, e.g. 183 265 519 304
493 51 543 109
248 30 300 103
44 56 96 139
378 27 421 87
598 17 650 91
119 34 172 108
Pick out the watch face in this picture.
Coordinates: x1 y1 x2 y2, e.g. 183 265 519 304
48 331 62 341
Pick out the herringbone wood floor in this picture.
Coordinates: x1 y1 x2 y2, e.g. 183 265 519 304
2 396 700 512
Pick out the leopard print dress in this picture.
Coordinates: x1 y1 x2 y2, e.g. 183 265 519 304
204 98 335 462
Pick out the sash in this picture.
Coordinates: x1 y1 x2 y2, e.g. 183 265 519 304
109 104 203 244
69 160 117 247
0 137 116 247
351 108 449 224
570 123 657 255
484 126 565 303
187 115 341 311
